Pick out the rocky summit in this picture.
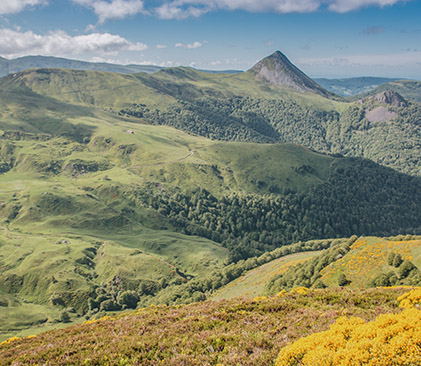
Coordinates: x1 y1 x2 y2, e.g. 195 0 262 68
249 51 330 97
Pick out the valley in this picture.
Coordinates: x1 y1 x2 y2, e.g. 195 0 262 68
0 49 420 364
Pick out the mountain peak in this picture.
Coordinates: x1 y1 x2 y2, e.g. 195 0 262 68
249 51 329 97
373 90 407 107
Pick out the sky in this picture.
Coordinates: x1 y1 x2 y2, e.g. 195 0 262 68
0 0 420 78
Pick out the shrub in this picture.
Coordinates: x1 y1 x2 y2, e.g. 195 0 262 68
387 252 396 266
117 291 140 309
275 308 421 365
60 311 71 323
398 260 417 279
99 299 121 312
393 253 403 268
337 273 349 287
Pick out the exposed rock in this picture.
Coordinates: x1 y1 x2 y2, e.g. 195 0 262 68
373 91 407 107
366 107 397 123
249 51 330 97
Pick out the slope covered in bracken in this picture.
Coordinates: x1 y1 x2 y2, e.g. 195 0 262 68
0 287 414 366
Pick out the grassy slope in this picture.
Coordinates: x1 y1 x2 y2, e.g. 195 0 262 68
0 287 411 366
0 117 341 338
0 67 420 340
211 251 320 300
320 236 421 287
1 67 419 176
212 236 421 299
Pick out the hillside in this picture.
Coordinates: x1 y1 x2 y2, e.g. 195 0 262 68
354 80 421 104
266 236 421 294
0 287 412 365
0 52 419 176
1 50 421 341
1 118 421 337
212 235 421 299
211 250 321 300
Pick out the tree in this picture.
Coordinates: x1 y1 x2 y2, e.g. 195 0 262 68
387 252 396 266
118 291 140 309
60 311 70 323
393 253 403 267
398 260 417 279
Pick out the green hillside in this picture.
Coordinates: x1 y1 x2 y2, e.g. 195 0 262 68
211 250 321 300
0 54 419 176
0 51 420 342
1 114 421 338
353 80 421 103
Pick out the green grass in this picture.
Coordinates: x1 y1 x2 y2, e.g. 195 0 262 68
211 251 321 300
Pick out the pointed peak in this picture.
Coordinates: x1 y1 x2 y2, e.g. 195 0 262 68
249 51 330 97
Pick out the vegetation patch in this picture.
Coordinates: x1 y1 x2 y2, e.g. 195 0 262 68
0 287 410 366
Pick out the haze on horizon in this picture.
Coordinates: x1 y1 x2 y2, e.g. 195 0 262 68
0 0 420 79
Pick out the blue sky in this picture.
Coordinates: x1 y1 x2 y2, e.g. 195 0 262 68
0 0 420 78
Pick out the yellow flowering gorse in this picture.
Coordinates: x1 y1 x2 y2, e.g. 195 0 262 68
397 288 421 309
275 288 421 366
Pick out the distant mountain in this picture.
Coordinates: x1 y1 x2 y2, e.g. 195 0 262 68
249 51 330 97
0 50 419 176
0 55 164 76
0 55 242 78
315 77 401 96
355 79 421 104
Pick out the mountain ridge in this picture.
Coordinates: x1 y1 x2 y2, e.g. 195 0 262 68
0 55 242 78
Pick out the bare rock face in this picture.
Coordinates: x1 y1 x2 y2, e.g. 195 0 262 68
249 51 330 97
373 91 407 107
366 107 397 123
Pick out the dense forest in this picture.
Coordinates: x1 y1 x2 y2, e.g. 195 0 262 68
131 158 421 262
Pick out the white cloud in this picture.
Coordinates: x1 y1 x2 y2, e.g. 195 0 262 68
152 0 407 19
85 24 97 32
90 56 123 63
72 0 146 23
156 44 167 49
328 0 404 13
0 0 46 14
0 28 148 58
175 41 202 49
140 60 179 67
155 2 208 19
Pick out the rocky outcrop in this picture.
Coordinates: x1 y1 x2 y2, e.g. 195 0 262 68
372 91 407 107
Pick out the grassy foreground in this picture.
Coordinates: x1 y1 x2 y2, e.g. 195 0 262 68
0 287 412 366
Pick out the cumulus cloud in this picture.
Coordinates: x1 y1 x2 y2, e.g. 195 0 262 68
156 44 167 49
0 28 148 58
0 0 46 14
72 0 146 23
175 41 202 49
152 0 407 19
